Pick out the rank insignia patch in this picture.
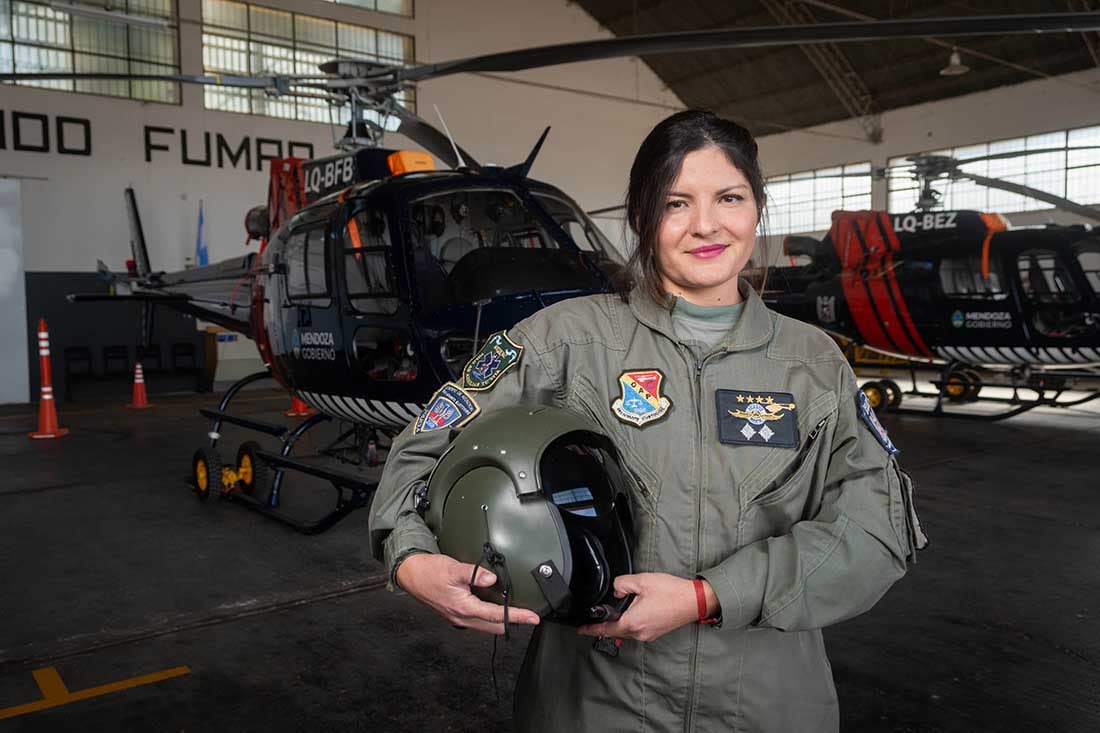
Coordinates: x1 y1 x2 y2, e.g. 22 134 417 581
611 370 672 427
857 391 899 455
462 331 523 392
717 390 799 448
414 382 480 434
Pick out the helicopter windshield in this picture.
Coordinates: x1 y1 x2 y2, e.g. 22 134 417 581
405 188 610 314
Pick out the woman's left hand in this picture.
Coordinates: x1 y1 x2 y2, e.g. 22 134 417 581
576 572 708 643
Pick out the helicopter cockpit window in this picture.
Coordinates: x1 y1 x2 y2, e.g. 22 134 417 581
1017 250 1079 304
939 256 1006 300
1075 244 1100 295
285 227 331 306
531 193 621 260
344 209 399 315
405 189 606 313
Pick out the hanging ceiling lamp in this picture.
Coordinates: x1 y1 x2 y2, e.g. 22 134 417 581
939 47 970 76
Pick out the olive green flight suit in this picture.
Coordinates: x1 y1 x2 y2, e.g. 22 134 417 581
369 281 923 732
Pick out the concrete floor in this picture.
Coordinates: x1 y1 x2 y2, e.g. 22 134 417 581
1 387 1098 731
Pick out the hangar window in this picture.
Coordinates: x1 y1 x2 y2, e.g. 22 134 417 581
765 162 872 236
285 226 331 305
938 256 1006 299
202 0 415 123
888 125 1100 214
319 0 412 18
1 0 180 102
344 208 399 315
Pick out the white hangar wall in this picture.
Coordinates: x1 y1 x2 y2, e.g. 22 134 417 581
0 0 682 274
755 67 1100 253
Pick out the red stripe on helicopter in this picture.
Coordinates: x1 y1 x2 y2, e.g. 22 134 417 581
832 216 896 353
856 217 916 354
874 212 932 357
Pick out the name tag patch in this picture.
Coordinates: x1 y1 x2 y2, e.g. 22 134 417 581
717 390 799 448
462 331 523 392
414 382 480 433
858 390 899 455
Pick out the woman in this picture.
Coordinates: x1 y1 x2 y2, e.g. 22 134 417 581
369 110 924 732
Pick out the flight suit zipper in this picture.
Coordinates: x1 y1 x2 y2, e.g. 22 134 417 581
684 349 717 732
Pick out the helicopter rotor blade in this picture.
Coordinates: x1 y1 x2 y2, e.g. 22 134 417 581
388 104 481 170
949 146 1100 168
395 12 1100 84
0 71 332 91
587 204 626 216
954 171 1100 223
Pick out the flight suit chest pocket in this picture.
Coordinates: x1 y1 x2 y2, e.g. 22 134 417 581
740 391 837 510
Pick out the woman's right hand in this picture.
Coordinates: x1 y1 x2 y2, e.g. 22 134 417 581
395 552 541 635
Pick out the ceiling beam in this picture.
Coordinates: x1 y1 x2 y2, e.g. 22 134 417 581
798 0 1100 96
758 0 883 143
1067 0 1100 67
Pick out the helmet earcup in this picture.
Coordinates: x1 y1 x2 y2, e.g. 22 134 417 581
566 525 611 611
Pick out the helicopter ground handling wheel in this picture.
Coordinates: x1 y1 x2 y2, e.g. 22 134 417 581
879 378 904 410
943 367 983 403
961 368 983 401
943 371 970 403
861 381 889 414
192 447 223 502
188 369 380 534
235 441 271 496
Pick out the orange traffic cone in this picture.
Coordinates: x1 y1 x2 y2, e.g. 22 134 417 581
126 362 155 409
29 318 69 439
285 395 315 417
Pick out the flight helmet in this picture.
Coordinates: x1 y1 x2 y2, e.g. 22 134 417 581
419 405 636 626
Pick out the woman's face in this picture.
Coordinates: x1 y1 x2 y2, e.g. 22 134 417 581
655 145 758 305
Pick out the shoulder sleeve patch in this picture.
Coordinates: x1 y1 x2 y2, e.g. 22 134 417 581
414 382 481 434
857 390 899 455
461 331 523 392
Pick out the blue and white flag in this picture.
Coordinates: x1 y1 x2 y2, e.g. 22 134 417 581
196 200 209 266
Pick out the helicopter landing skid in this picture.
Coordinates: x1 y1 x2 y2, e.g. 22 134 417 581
233 449 376 535
888 387 1100 422
189 370 378 534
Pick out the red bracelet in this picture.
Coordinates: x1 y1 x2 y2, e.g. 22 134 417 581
693 578 719 625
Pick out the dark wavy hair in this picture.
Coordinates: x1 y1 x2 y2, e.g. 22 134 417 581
622 110 768 302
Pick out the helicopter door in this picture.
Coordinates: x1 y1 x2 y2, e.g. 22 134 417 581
1014 249 1084 339
281 221 344 389
937 254 1016 350
341 206 426 430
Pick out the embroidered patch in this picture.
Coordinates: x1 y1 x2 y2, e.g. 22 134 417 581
462 331 523 392
717 390 799 448
858 390 899 455
414 382 480 434
611 370 672 427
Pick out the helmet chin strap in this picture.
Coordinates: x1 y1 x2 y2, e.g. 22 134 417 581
468 504 513 702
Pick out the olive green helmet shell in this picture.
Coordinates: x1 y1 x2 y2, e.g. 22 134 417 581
423 405 627 618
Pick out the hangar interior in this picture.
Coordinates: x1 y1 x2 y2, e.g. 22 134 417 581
1 0 1099 730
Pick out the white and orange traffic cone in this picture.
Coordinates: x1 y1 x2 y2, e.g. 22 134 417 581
285 395 315 417
126 362 155 409
29 318 69 440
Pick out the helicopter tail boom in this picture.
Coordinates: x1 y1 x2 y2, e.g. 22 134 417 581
124 187 153 279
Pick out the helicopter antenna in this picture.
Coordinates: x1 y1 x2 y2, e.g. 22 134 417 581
506 126 551 180
433 104 467 169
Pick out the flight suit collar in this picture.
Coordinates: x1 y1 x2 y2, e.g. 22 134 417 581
627 277 775 353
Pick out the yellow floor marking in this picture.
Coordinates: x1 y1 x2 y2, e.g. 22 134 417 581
0 665 190 720
31 667 68 699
